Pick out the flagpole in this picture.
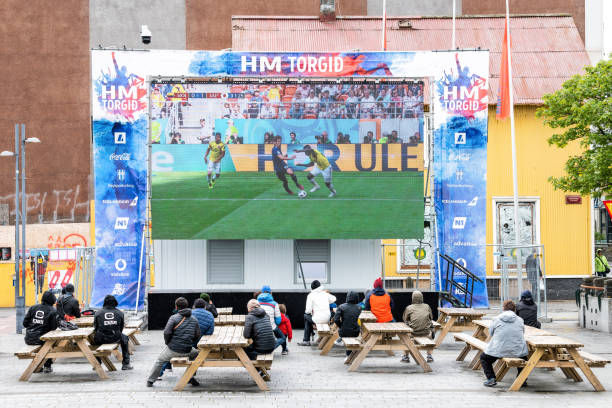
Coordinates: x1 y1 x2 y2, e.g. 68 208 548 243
452 0 456 49
382 0 387 51
505 0 523 297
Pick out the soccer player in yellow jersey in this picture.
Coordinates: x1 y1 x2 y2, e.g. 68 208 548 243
296 145 337 197
204 132 226 189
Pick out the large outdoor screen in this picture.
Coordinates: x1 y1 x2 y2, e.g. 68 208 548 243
150 79 424 239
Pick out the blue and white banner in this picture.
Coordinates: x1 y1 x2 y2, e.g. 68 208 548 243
433 54 489 307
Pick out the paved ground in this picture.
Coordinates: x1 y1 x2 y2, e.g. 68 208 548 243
0 302 611 407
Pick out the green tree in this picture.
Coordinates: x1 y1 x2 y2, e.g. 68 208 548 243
536 57 612 198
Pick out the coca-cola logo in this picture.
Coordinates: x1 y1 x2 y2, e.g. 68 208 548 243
110 153 131 161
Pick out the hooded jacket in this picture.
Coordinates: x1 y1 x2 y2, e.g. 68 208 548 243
516 292 541 329
484 311 528 358
305 286 336 324
23 292 58 345
278 313 293 340
192 307 215 335
163 308 201 353
56 292 81 318
243 306 276 353
333 291 361 338
93 297 125 344
402 291 433 337
257 292 282 328
365 287 394 323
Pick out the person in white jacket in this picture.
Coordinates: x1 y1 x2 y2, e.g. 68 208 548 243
298 280 336 346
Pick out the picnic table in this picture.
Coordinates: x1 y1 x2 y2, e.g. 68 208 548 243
73 316 142 352
72 316 94 327
15 328 118 381
214 314 246 326
171 325 272 391
359 311 377 324
435 307 486 347
454 319 610 391
216 307 233 315
344 322 432 373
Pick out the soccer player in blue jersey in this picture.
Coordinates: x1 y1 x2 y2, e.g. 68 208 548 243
272 136 304 195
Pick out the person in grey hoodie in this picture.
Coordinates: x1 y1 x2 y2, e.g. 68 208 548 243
243 299 276 360
480 300 529 387
146 297 201 387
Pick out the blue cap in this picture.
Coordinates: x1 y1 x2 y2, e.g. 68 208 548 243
262 285 271 293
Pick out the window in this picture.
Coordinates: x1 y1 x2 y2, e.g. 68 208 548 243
207 240 244 284
295 240 330 284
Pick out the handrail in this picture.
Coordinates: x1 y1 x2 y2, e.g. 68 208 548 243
580 285 605 291
439 254 483 283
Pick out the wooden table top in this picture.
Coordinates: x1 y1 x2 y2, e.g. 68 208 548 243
40 327 94 341
359 311 377 322
472 319 554 337
526 335 584 348
216 307 233 315
214 314 246 325
125 319 143 329
362 322 413 334
198 325 248 348
438 307 487 317
72 316 94 327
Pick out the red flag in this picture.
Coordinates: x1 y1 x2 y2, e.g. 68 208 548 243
496 20 511 119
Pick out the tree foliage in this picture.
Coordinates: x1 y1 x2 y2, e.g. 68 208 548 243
536 58 612 198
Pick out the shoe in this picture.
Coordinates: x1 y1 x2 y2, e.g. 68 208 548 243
310 186 320 193
400 355 411 363
483 378 497 387
426 355 434 363
122 363 134 370
328 191 336 198
287 190 294 195
281 349 288 355
297 184 304 190
188 377 200 387
166 367 173 372
155 376 162 382
211 179 216 187
208 182 213 189
42 366 53 373
334 338 343 346
297 341 311 346
146 380 154 387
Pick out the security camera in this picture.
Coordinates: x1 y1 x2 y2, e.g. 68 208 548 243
141 25 151 44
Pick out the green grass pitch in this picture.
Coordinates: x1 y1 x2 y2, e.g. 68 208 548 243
151 171 424 239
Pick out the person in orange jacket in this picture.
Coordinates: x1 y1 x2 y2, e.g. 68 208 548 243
365 278 394 322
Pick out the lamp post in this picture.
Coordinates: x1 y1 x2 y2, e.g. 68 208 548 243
1 124 40 333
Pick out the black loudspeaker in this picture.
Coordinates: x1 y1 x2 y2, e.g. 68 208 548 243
0 247 11 261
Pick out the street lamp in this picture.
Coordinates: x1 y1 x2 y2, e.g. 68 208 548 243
1 124 41 333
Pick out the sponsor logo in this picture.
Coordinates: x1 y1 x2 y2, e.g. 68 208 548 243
114 242 137 247
468 196 478 206
110 153 131 161
456 258 468 269
241 55 344 74
115 258 127 271
114 132 126 144
111 283 127 295
447 183 474 188
442 199 467 204
107 183 135 189
102 199 132 205
116 169 126 181
110 272 129 277
104 312 115 320
129 196 138 207
453 241 478 247
114 217 129 230
454 132 466 144
35 311 44 319
455 169 464 181
452 217 467 229
448 152 470 161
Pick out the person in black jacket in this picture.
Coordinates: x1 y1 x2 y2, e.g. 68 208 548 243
199 292 218 318
146 297 201 387
92 295 132 370
243 299 275 360
23 291 58 373
333 291 361 359
56 283 81 319
516 290 541 329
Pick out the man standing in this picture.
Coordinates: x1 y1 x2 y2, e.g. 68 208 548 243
92 295 132 370
147 297 201 387
271 136 304 195
298 280 336 346
204 132 226 189
595 249 610 277
295 145 337 198
196 118 212 144
23 291 58 373
257 285 286 354
525 250 542 292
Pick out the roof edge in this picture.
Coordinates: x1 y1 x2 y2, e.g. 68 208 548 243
231 14 573 20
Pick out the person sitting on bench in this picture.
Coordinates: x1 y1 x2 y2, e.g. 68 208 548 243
92 295 133 370
243 299 275 360
516 290 541 329
401 290 434 363
22 291 58 373
298 280 336 346
480 300 528 387
333 291 361 362
56 283 81 320
365 278 394 323
146 297 201 387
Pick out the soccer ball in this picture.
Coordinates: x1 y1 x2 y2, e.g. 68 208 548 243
298 190 307 198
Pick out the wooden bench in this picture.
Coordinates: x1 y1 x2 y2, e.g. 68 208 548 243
342 337 362 365
453 333 488 369
315 323 339 355
579 351 611 368
413 336 436 354
123 327 140 353
15 345 42 360
171 352 274 381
